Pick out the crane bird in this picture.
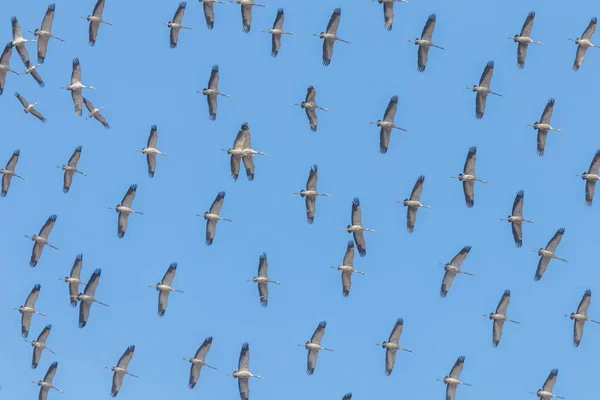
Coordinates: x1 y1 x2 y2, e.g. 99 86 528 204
15 92 46 122
1 149 24 197
26 214 58 268
109 184 143 238
83 97 110 128
293 164 331 224
60 58 96 116
576 149 600 206
343 197 375 257
150 262 183 317
450 146 488 208
26 324 55 369
500 190 535 247
29 4 64 64
565 289 600 347
510 11 542 69
14 284 46 338
528 98 562 156
331 241 365 297
247 253 280 307
370 95 406 154
401 175 432 233
483 289 519 347
221 122 265 181
437 356 471 400
376 318 412 376
314 8 350 66
197 65 231 121
570 17 597 71
298 321 333 375
137 125 167 178
232 0 267 33
534 228 567 281
82 0 114 46
295 86 329 132
184 336 217 389
166 2 192 48
228 342 263 400
58 146 87 194
60 253 86 307
200 0 227 30
377 0 407 31
0 42 19 95
440 246 474 298
466 61 502 119
198 191 232 246
530 369 564 399
106 345 139 397
342 394 352 400
21 61 45 87
408 14 444 72
263 9 294 57
10 17 36 66
77 268 108 328
33 362 63 400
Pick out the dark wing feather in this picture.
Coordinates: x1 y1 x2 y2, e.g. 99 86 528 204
205 219 217 246
310 321 327 344
326 8 341 34
273 9 284 30
271 34 281 57
322 38 334 66
537 129 548 156
534 256 550 281
582 17 597 40
209 191 225 214
39 214 57 238
379 127 391 154
406 206 418 233
63 171 74 193
539 98 555 125
15 92 29 108
306 165 318 191
479 61 494 87
305 86 316 103
517 42 528 69
545 228 565 253
495 289 511 315
242 155 255 181
449 246 471 267
117 212 129 238
383 95 398 122
353 231 366 257
203 2 215 29
5 149 20 171
588 150 600 175
542 369 558 392
208 65 219 89
305 197 316 224
577 289 592 315
449 356 465 378
417 45 429 72
585 180 596 206
573 45 588 71
383 3 394 31
242 5 252 33
520 11 535 37
410 175 425 201
341 271 351 296
342 241 354 266
512 190 524 216
306 108 318 132
121 184 137 208
463 180 475 208
421 14 436 40
511 221 523 247
68 146 82 168
230 155 241 180
440 270 456 298
388 319 404 343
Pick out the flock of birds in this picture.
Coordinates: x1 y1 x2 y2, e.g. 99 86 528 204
2 0 600 399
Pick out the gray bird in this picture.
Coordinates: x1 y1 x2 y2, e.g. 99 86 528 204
295 86 329 132
106 345 139 397
377 0 407 31
263 9 294 57
509 11 542 69
530 369 564 399
370 95 407 154
137 125 167 178
533 228 567 281
330 241 366 297
1 149 25 197
298 321 333 375
313 8 350 66
482 289 519 347
0 42 19 95
13 284 46 338
293 165 331 224
450 146 488 208
81 0 114 46
466 61 502 119
33 362 62 400
25 214 59 267
150 262 183 317
25 324 55 369
376 318 412 376
437 356 472 400
59 253 86 307
198 191 232 246
60 58 96 116
576 149 600 206
440 246 474 298
247 253 280 306
109 184 143 239
83 97 110 128
58 146 87 193
400 175 432 233
30 3 64 64
77 268 109 328
343 197 375 257
528 98 562 156
183 336 217 389
15 92 46 122
564 289 600 347
408 14 444 72
228 342 263 400
199 0 227 30
221 123 265 181
232 0 267 33
500 190 535 247
570 17 597 71
197 65 231 121
165 2 192 48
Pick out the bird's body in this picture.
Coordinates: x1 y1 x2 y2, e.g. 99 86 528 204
534 228 567 281
450 146 488 208
1 149 25 197
570 17 597 71
576 149 600 206
300 321 332 375
295 86 329 132
61 58 96 116
344 197 375 257
83 0 114 46
110 184 143 238
15 284 46 338
198 65 230 121
107 345 139 397
222 123 265 181
409 14 444 72
467 61 502 119
248 253 279 306
314 8 350 66
83 98 110 128
500 190 535 247
233 0 267 33
264 9 294 57
401 175 432 233
440 246 473 298
377 318 411 375
26 214 58 267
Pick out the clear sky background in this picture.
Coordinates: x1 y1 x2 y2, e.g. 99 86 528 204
0 0 599 399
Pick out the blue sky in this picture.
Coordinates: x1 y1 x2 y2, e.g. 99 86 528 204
1 0 599 399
